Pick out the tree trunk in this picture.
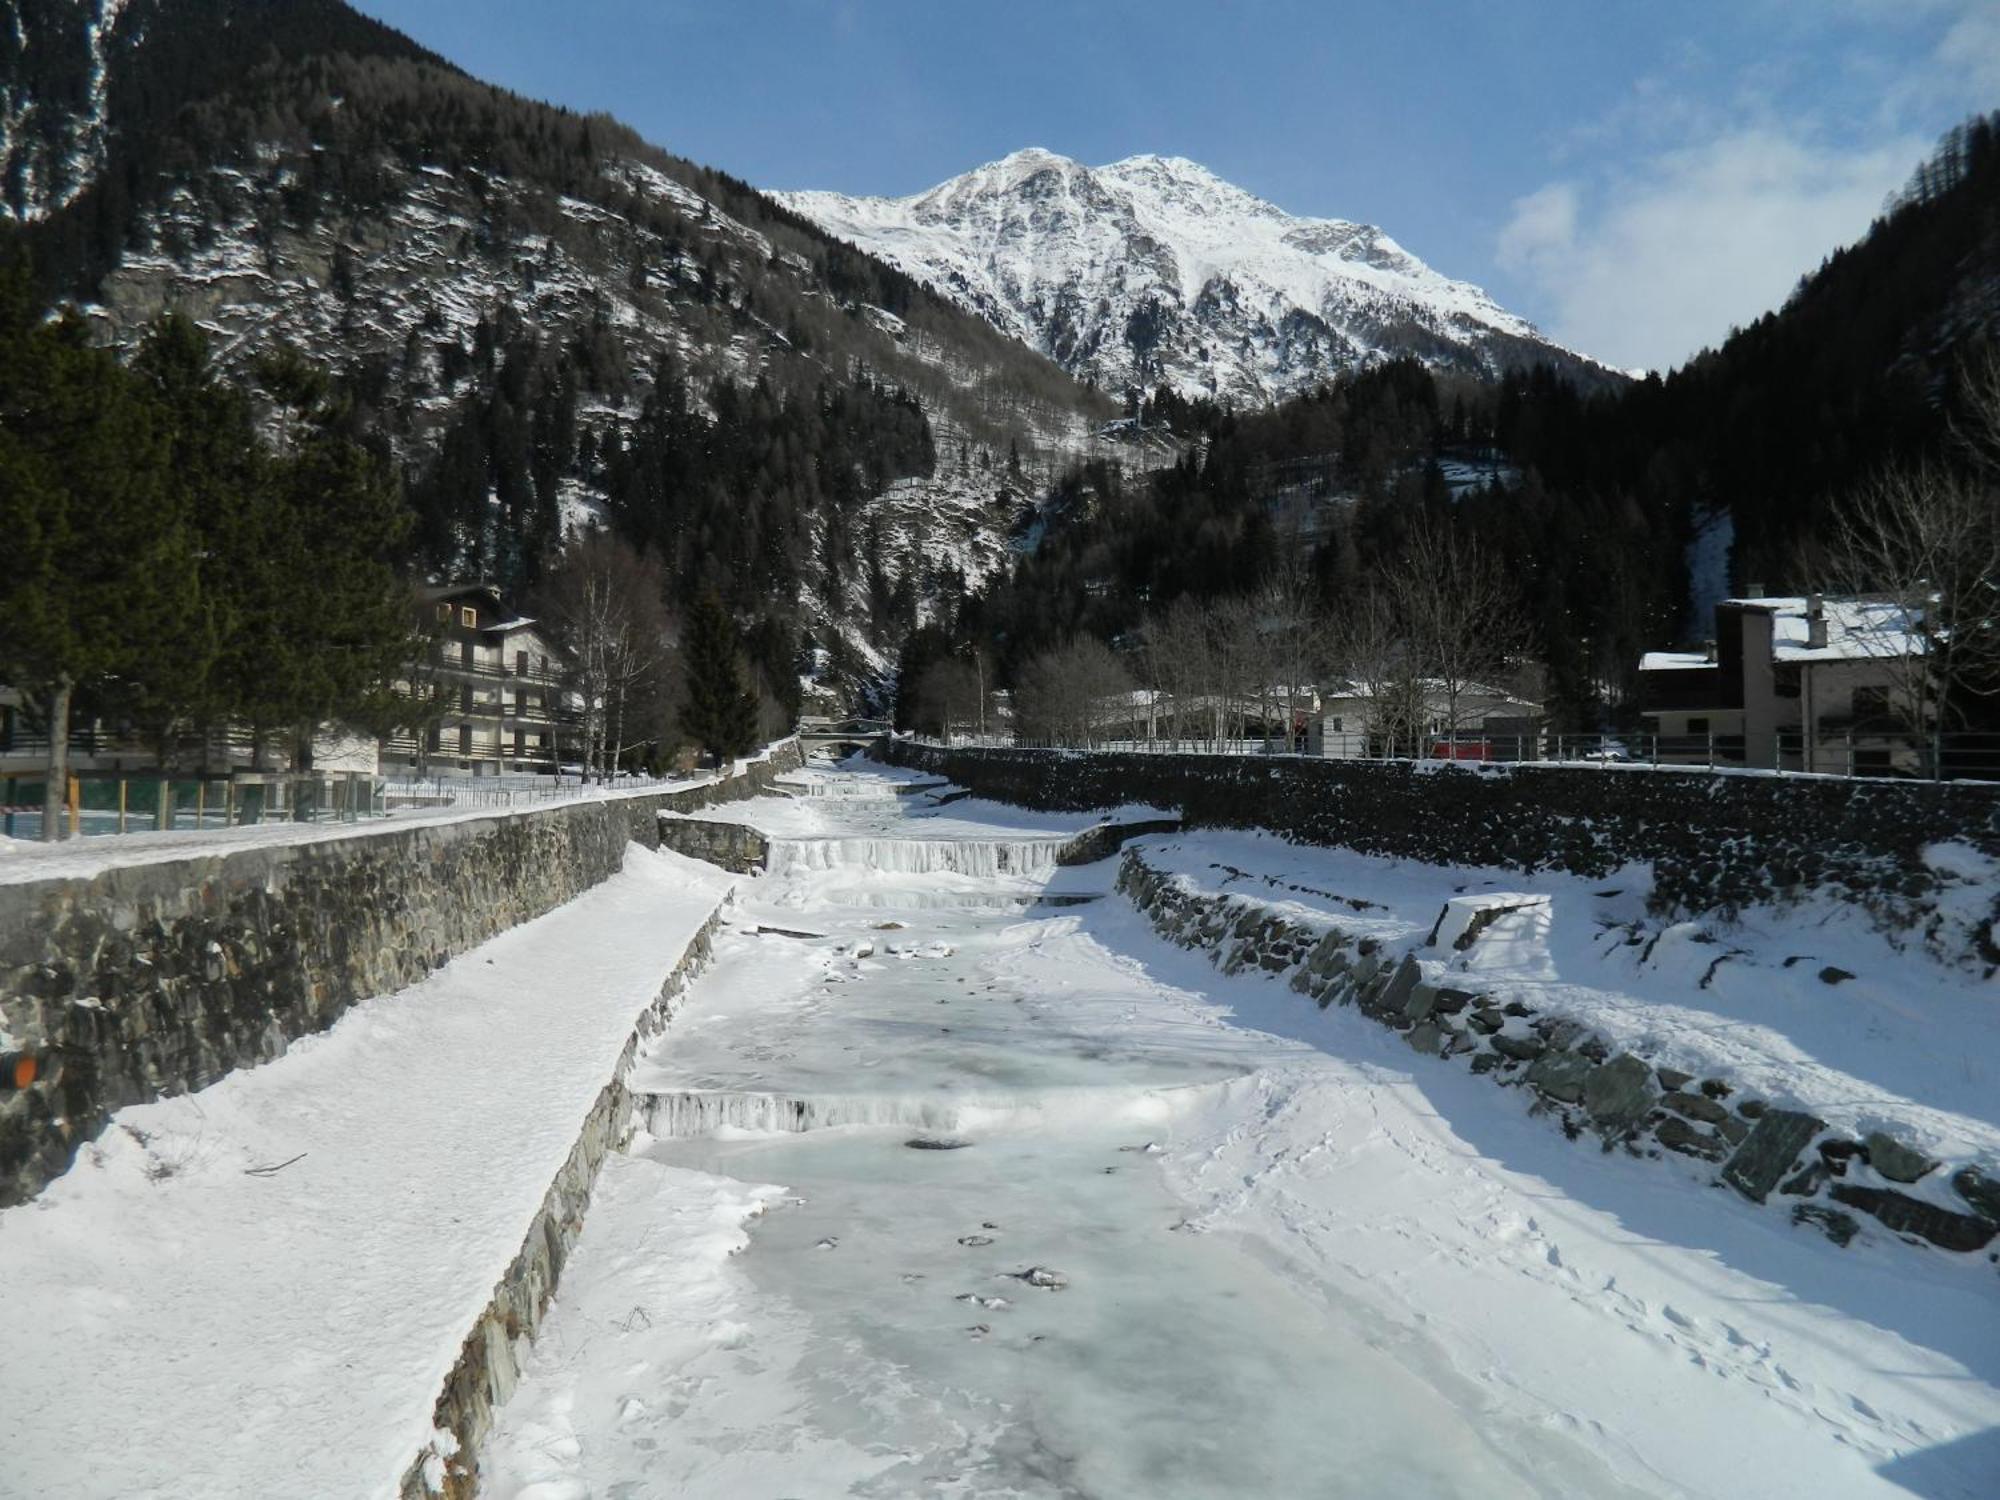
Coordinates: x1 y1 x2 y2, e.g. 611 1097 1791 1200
40 679 73 842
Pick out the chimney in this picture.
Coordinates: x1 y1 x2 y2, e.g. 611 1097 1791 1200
1807 594 1828 650
1745 583 1765 599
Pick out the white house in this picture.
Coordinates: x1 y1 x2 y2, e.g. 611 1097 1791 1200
1638 593 1927 772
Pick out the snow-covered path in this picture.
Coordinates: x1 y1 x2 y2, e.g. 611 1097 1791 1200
0 845 734 1500
484 766 2000 1499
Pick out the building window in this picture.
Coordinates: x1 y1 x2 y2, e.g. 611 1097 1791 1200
460 606 477 628
516 650 528 676
1852 686 1891 725
435 603 451 622
1330 717 1343 733
1687 717 1709 734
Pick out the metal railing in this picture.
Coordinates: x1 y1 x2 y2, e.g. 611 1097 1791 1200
1 770 386 841
907 730 2000 782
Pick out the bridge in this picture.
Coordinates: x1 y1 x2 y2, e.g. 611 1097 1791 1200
797 717 892 757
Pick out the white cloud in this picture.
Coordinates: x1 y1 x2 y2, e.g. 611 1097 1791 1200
1497 129 1920 373
1936 2 2000 95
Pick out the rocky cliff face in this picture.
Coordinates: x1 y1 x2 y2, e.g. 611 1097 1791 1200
782 148 1610 405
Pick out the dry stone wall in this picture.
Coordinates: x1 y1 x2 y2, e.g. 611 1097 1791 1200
888 743 2000 957
1116 849 2000 1265
0 742 802 1207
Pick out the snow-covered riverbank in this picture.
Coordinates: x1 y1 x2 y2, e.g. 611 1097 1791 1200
483 764 2000 1498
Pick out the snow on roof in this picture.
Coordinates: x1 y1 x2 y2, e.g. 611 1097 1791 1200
1638 651 1715 673
1727 596 1926 664
484 616 539 635
1323 679 1536 707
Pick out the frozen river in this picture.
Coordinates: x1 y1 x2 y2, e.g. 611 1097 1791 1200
483 765 2000 1499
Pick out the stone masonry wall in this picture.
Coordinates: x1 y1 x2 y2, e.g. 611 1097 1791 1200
888 744 2000 953
654 818 771 874
0 741 802 1207
1117 849 2000 1264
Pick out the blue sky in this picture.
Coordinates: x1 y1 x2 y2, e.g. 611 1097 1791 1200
350 1 2000 373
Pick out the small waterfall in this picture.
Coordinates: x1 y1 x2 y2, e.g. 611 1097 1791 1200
774 774 950 800
765 837 1063 879
643 1082 1223 1140
644 1090 969 1137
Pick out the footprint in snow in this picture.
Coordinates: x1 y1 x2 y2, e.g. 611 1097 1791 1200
958 1234 996 1247
815 1236 839 1251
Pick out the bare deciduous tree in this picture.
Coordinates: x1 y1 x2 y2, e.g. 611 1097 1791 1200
1013 636 1134 746
537 532 674 778
1389 523 1530 745
1326 587 1427 755
1815 352 2000 734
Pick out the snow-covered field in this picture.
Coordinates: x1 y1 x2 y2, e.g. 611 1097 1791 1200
483 764 2000 1498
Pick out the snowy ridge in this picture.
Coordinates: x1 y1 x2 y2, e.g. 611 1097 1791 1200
780 148 1606 404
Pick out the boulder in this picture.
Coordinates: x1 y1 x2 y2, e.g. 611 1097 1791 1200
1525 1050 1593 1105
1791 1203 1860 1248
1952 1166 2000 1222
1405 982 1440 1023
1491 1033 1545 1062
1721 1109 1825 1203
1660 1091 1728 1125
1582 1054 1657 1134
1654 1116 1728 1161
1381 955 1422 1011
1406 1022 1444 1056
1829 1184 1998 1253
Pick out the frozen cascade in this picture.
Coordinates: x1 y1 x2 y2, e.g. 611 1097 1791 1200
645 1090 964 1137
765 836 1062 878
776 777 937 799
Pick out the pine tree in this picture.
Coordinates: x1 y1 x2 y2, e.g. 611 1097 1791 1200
0 272 193 837
681 588 757 764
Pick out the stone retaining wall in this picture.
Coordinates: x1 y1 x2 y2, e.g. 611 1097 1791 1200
888 744 2000 957
1117 849 2000 1262
0 741 802 1207
401 908 726 1499
655 817 770 873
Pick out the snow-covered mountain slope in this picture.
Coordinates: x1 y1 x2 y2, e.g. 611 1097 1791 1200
780 149 1611 405
5 1 1133 707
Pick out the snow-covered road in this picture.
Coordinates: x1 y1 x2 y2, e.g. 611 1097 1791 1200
483 764 2000 1499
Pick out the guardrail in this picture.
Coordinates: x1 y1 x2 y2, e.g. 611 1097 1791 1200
1 771 385 841
907 730 2000 782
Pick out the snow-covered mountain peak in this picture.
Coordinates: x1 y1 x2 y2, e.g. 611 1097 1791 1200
780 149 1610 404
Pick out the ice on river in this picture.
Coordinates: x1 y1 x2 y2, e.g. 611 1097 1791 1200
484 766 2000 1499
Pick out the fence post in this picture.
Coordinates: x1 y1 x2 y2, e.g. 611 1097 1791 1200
1846 735 1854 779
1707 731 1714 769
118 778 128 834
67 774 80 838
195 779 205 828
